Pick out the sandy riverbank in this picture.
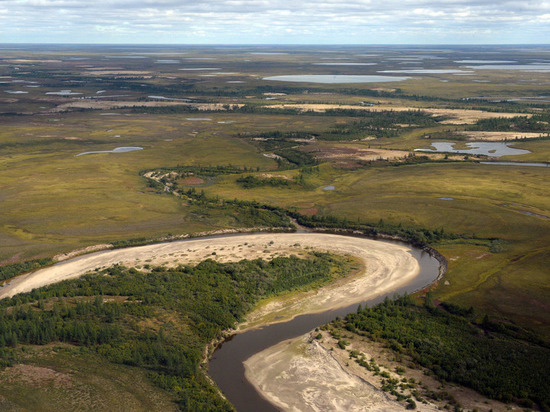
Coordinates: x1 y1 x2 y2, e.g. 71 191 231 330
244 333 437 412
0 234 419 314
0 232 423 412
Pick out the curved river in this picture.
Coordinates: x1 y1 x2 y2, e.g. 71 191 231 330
0 232 441 412
208 240 441 412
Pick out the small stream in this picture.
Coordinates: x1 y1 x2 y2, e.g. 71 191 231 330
209 242 441 412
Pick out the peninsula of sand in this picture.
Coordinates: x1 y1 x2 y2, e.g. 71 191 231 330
0 232 428 411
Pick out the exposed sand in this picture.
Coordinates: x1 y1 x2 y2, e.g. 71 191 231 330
305 146 410 162
265 103 529 124
0 234 419 313
245 334 438 412
0 232 423 412
456 131 545 141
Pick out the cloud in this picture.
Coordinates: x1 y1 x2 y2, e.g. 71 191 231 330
0 0 549 43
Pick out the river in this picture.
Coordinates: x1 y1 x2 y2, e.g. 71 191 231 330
208 242 441 412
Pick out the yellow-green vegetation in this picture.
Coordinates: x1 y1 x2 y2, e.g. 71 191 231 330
0 345 178 412
200 162 550 334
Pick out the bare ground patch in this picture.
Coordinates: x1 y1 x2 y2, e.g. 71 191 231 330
265 103 530 125
456 131 545 141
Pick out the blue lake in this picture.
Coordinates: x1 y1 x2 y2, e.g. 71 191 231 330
415 142 530 157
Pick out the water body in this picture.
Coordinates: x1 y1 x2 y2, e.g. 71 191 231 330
147 96 191 102
415 142 530 157
75 147 143 157
480 161 549 168
455 60 516 64
323 185 336 191
4 90 28 94
186 118 212 121
464 64 550 72
312 63 377 66
263 75 410 84
46 90 82 96
179 68 221 71
209 243 440 412
378 69 473 74
439 197 455 200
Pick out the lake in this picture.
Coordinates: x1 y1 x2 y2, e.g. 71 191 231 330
75 147 143 157
415 142 530 157
263 75 410 84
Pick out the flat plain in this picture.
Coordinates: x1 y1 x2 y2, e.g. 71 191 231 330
1 45 549 410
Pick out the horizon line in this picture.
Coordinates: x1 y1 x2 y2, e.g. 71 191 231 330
1 43 550 47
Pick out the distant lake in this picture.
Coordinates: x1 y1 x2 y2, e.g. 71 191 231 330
480 161 549 168
378 69 473 74
455 60 516 64
463 64 550 72
263 75 410 84
46 90 82 96
312 63 377 66
415 142 530 157
179 68 221 71
75 147 143 157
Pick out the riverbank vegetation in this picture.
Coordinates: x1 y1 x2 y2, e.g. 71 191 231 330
0 253 351 410
327 296 550 410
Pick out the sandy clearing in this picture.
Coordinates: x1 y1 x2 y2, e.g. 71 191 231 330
265 103 529 125
456 131 545 141
245 334 438 412
306 146 411 162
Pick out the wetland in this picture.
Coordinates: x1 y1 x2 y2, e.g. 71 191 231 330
0 44 549 412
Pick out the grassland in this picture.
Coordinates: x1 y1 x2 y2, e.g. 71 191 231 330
0 345 178 412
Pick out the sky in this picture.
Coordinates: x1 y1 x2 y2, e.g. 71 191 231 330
0 0 549 44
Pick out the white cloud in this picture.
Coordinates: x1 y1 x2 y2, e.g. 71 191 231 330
0 0 549 43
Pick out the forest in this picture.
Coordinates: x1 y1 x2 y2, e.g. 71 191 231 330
338 296 550 411
0 253 349 410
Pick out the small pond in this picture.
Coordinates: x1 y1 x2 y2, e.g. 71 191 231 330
415 142 530 157
480 161 549 167
75 147 143 157
46 90 82 96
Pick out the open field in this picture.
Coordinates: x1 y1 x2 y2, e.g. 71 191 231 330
0 345 177 412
